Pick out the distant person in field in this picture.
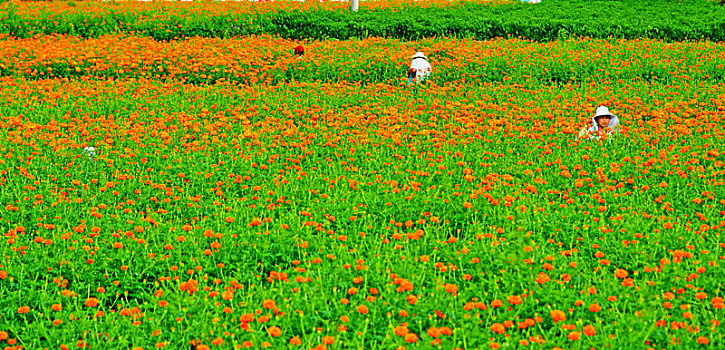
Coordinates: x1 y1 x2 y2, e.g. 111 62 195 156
408 52 432 85
578 106 622 140
294 45 304 59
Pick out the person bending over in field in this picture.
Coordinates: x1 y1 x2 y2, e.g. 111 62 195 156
578 106 621 140
408 52 432 85
294 45 305 59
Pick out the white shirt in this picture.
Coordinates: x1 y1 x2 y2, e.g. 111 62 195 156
410 58 432 80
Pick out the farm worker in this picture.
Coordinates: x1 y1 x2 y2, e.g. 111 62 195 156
408 52 432 85
578 106 621 140
294 45 305 59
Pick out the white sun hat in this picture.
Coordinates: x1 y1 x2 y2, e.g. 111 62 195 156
411 52 427 59
590 106 620 131
594 106 614 118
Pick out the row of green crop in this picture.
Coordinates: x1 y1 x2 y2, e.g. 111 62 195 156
1 0 725 42
8 55 725 86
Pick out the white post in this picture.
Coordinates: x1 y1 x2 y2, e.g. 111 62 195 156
351 0 358 12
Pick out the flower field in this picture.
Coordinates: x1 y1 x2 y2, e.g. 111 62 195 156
1 1 725 350
3 35 725 85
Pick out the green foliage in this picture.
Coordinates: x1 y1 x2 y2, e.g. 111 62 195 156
1 0 724 42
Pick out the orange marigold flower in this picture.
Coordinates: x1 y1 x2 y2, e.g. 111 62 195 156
588 304 601 313
712 297 724 309
357 305 369 314
427 327 441 338
614 269 628 279
179 279 198 296
249 217 263 226
404 333 418 343
583 325 596 336
17 306 30 314
550 310 566 323
262 299 276 309
568 331 581 341
84 298 99 308
268 326 282 337
321 336 334 345
490 323 505 334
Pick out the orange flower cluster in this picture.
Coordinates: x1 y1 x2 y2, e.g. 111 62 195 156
1 35 724 85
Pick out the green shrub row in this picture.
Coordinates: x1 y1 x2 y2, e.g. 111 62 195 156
1 0 725 42
8 55 725 86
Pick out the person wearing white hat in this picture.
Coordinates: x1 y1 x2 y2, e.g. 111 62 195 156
408 52 432 85
578 106 622 140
